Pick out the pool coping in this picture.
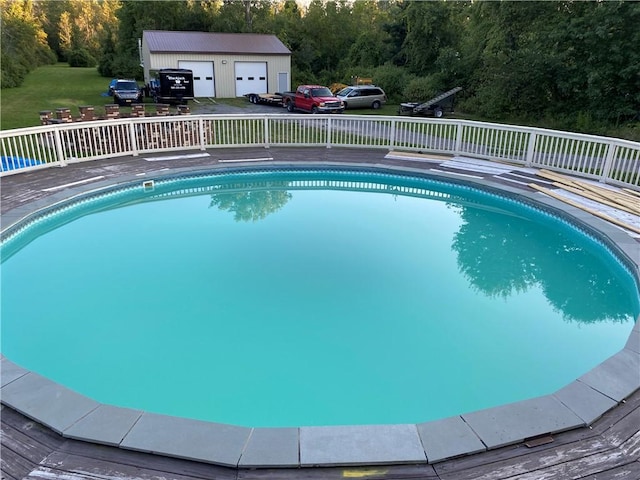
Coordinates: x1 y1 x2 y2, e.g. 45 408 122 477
1 158 639 468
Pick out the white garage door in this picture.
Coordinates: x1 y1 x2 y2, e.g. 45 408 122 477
235 62 267 97
179 61 215 97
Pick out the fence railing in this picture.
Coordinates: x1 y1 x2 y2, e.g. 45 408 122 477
1 114 639 188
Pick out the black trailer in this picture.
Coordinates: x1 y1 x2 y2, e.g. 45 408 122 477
398 86 462 118
146 69 194 105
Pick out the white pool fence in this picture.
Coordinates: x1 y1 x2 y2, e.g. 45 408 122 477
1 114 638 189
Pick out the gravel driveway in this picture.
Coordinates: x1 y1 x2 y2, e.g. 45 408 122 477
189 98 285 115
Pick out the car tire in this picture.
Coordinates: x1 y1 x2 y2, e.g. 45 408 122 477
287 102 294 112
372 100 381 109
434 108 444 118
343 102 348 109
311 106 319 114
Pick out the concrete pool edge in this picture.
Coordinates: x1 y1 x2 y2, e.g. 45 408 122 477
1 160 639 468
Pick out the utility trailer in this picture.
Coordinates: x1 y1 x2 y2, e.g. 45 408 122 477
245 92 287 107
146 69 194 105
398 86 462 118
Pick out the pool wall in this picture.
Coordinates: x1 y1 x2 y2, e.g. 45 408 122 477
1 163 639 468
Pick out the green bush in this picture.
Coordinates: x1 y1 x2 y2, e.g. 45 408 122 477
402 76 446 103
606 122 640 142
369 64 414 103
292 69 320 88
67 48 97 68
97 54 116 78
1 53 29 88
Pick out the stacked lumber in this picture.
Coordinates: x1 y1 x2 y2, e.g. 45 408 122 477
528 169 640 235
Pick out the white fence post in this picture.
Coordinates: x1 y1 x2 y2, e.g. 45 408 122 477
128 120 139 157
389 117 396 151
264 117 270 149
53 127 67 167
525 132 537 167
454 121 464 156
327 116 332 149
599 142 617 184
198 117 207 150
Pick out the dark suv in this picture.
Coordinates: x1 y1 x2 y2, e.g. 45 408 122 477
335 85 387 109
111 79 143 106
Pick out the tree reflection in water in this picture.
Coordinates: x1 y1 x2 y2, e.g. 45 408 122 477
209 181 292 222
207 176 637 325
451 200 638 324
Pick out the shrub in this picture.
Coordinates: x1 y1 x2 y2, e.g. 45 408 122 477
402 75 446 103
370 64 414 103
67 48 97 68
109 56 143 80
0 53 29 88
97 52 117 77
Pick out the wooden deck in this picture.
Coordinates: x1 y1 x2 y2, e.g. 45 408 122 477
2 390 639 480
0 147 558 217
2 147 639 479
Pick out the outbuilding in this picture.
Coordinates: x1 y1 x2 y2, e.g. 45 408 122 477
141 30 291 98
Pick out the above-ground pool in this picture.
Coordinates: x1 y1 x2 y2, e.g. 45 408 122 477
1 168 638 429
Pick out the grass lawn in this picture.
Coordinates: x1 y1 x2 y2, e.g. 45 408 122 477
1 64 117 130
343 103 399 116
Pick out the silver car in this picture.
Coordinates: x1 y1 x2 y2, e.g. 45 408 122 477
336 85 387 110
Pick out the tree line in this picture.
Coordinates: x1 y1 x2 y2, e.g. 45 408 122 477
2 0 639 136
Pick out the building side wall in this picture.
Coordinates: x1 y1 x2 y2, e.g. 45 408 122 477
141 39 152 84
146 52 290 97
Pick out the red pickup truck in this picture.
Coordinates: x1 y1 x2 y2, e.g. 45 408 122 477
282 85 344 114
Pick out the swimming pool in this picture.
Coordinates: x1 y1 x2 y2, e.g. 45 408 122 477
2 168 638 428
3 167 637 466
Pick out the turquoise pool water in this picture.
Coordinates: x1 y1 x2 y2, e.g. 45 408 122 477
1 169 638 427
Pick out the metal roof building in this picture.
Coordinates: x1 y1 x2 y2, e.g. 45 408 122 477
141 30 291 98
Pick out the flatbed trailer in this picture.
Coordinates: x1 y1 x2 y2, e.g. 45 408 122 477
245 92 288 107
398 86 462 118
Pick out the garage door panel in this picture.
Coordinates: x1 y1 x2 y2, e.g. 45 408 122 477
179 61 215 97
235 62 267 97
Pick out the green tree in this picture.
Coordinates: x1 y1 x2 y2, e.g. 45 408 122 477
549 1 640 126
397 1 464 77
97 23 118 77
38 0 70 59
340 1 392 70
210 0 251 32
112 1 189 78
298 0 356 83
37 0 120 63
1 0 56 88
458 1 560 120
58 10 72 58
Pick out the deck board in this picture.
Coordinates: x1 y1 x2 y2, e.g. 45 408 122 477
36 451 235 480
